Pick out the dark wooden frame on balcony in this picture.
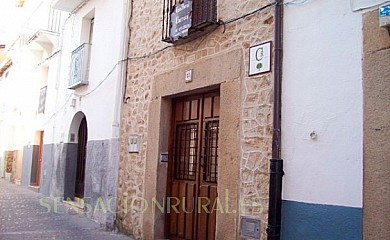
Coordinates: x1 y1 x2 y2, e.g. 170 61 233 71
162 0 219 44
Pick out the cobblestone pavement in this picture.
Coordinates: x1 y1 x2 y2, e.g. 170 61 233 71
0 179 132 240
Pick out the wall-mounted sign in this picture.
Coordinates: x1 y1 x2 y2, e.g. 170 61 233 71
249 41 272 76
128 135 140 153
170 0 192 41
379 4 390 27
185 69 193 82
240 217 260 239
380 4 390 17
160 152 168 163
69 133 76 142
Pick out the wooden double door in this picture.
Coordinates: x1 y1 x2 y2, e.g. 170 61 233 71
168 92 220 240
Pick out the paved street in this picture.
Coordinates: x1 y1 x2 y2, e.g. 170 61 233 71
0 179 132 240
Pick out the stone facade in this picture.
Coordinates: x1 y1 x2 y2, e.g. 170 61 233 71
362 9 390 240
117 0 275 239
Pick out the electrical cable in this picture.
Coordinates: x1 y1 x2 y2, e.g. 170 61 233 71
18 0 390 127
37 50 61 67
224 2 277 25
42 93 73 125
122 0 134 103
6 0 284 126
285 0 389 11
285 0 311 6
350 0 390 12
74 58 128 97
124 2 278 61
45 0 332 120
71 1 279 98
71 0 91 14
126 46 173 61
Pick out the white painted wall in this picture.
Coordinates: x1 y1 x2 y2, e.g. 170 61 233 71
0 45 47 149
44 0 127 143
350 0 389 11
282 0 363 208
0 26 54 178
0 0 67 150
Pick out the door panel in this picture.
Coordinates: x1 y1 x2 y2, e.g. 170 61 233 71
197 185 209 240
75 117 87 198
185 183 196 238
208 186 217 240
197 185 217 240
30 131 44 186
36 131 43 186
169 92 220 240
170 181 179 235
177 183 187 238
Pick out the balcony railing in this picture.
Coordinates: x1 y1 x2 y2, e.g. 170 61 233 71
24 1 64 34
162 0 218 44
68 43 91 89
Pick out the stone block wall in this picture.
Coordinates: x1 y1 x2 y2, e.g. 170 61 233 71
363 9 390 240
117 0 275 239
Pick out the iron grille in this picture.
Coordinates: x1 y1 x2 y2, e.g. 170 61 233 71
192 0 217 27
203 120 219 183
68 43 90 89
162 0 218 44
47 7 63 33
24 1 64 34
174 123 199 180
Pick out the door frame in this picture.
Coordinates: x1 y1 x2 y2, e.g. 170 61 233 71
142 50 242 239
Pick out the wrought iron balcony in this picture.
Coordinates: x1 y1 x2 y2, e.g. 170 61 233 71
23 1 65 51
24 1 64 34
162 0 218 44
68 43 91 89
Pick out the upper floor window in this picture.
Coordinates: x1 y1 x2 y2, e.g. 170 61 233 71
162 0 218 44
38 86 47 114
68 11 94 89
89 18 94 45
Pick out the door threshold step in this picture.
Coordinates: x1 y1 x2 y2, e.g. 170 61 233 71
63 198 85 213
28 185 40 192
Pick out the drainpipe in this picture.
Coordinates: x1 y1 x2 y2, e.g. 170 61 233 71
105 0 131 230
113 0 131 138
266 0 284 240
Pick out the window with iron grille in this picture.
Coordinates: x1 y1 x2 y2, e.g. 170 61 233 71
38 86 47 114
174 123 199 180
162 0 218 44
203 120 219 183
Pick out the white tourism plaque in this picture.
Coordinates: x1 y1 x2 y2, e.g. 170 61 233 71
249 41 272 76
